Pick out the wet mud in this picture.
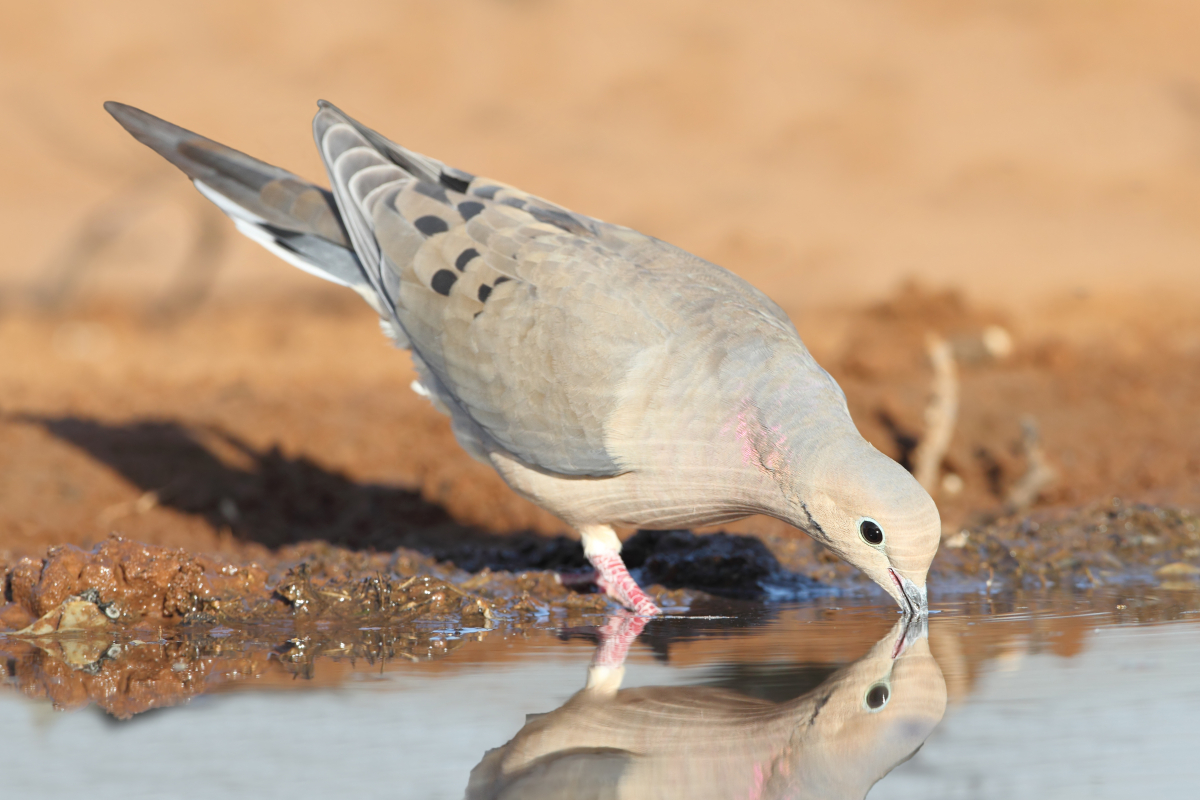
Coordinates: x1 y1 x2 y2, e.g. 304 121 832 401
3 504 1199 722
3 500 1197 638
933 500 1200 591
3 580 1198 725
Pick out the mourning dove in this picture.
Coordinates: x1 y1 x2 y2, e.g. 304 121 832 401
465 615 946 799
105 101 940 616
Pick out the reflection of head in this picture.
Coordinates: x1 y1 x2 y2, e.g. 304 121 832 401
465 617 947 800
775 617 946 799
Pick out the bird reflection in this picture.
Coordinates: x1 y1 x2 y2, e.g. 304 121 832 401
467 614 946 799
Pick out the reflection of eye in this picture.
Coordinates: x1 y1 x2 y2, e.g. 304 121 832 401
864 683 890 711
859 518 884 546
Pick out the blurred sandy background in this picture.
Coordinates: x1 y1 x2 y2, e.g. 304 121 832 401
5 0 1200 312
0 0 1197 558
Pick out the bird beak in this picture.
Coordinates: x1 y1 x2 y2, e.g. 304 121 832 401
888 568 929 617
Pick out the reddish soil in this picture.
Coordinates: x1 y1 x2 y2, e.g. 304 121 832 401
1 287 1196 568
2 0 1200 718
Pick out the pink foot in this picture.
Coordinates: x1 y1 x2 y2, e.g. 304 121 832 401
588 550 661 616
592 611 649 669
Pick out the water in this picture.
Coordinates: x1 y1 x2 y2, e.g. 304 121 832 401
2 587 1198 799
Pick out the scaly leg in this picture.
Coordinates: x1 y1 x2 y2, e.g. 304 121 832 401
580 524 661 616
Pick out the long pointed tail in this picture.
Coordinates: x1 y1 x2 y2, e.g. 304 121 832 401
104 101 380 309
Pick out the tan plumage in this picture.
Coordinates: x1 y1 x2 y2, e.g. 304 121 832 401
105 100 941 615
466 617 947 799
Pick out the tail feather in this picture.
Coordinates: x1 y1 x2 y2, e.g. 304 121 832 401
103 101 375 301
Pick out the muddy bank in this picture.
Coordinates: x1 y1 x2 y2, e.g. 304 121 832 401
931 500 1200 592
2 510 1197 722
0 529 799 718
3 567 1197 722
0 535 606 636
4 501 1197 637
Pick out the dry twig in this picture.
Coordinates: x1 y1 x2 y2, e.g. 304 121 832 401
1005 415 1058 511
912 334 959 494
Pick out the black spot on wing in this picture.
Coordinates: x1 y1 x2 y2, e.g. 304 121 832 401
493 276 511 285
499 197 527 210
414 182 449 204
260 223 302 251
439 170 473 194
414 215 449 236
431 269 458 296
528 205 590 235
455 248 480 271
472 185 501 200
457 201 485 221
477 284 492 302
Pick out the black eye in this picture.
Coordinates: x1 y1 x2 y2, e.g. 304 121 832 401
859 519 884 546
865 683 890 710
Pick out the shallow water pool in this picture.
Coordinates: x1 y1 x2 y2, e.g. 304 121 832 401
2 587 1198 799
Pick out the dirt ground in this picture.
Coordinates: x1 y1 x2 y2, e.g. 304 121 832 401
2 1 1200 634
1 287 1197 631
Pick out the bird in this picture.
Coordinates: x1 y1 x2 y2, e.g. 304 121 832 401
105 100 941 617
465 614 947 799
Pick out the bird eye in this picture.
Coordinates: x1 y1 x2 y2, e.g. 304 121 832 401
864 682 890 711
859 518 885 546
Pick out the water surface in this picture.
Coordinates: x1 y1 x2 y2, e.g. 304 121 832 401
2 587 1198 798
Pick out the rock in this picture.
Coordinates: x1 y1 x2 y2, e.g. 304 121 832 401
1155 562 1200 579
13 594 112 637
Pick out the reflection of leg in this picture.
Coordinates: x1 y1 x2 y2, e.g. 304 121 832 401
586 611 649 694
580 524 661 616
592 612 649 669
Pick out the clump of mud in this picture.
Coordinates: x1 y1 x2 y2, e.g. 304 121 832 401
3 528 803 637
935 500 1200 590
0 529 795 719
0 535 610 719
0 534 616 635
622 529 825 599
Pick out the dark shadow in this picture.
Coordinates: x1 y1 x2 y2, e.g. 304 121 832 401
22 414 584 568
22 416 828 602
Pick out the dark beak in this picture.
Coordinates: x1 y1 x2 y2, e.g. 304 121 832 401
889 568 929 617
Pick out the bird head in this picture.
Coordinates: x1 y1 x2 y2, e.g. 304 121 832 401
786 442 941 615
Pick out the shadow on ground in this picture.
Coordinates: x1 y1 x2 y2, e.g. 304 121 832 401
21 416 806 600
24 415 578 561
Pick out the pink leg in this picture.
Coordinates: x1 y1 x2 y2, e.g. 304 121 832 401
588 550 661 616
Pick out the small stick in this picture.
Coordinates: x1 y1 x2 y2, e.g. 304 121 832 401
913 334 959 494
1005 415 1058 511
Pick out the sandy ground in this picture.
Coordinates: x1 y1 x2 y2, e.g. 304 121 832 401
1 2 1198 595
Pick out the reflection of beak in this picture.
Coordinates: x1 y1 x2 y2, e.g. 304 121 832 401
888 569 929 617
890 612 929 658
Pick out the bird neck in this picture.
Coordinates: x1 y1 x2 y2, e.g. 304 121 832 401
726 364 864 527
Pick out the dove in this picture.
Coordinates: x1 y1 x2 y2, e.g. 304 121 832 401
105 100 940 617
465 614 947 799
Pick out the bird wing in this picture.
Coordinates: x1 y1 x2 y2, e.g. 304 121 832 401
103 102 373 302
313 101 710 477
107 100 802 481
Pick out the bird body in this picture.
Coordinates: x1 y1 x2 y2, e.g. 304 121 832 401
106 101 940 616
